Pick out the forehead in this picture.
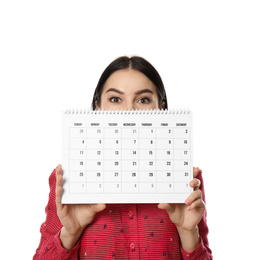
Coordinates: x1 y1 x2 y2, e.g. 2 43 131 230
102 69 157 93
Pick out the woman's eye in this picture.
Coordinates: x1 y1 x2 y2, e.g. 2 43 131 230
138 97 150 104
109 97 121 103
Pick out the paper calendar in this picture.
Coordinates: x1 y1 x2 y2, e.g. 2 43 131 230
62 109 193 204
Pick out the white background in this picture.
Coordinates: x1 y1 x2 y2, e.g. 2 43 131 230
0 1 259 259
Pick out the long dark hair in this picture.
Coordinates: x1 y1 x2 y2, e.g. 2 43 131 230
91 56 168 110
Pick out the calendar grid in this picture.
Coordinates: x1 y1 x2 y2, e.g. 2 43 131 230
67 127 191 195
67 128 191 193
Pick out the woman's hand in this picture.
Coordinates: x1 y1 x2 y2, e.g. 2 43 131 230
56 164 106 250
158 167 205 252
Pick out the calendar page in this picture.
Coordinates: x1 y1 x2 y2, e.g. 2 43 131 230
62 109 193 204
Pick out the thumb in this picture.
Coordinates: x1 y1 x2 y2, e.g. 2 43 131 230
91 203 106 214
158 203 176 214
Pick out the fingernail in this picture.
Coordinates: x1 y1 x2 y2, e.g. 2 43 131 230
185 199 190 205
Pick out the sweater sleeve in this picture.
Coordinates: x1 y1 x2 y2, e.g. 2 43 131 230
180 170 213 260
33 169 80 260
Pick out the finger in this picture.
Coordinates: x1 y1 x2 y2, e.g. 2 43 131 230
193 167 200 178
87 204 106 219
158 203 170 210
56 164 63 182
187 198 205 211
185 189 202 206
92 203 106 214
55 165 63 211
158 203 176 215
190 178 201 190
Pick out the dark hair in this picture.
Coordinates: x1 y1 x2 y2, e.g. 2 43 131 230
91 56 168 110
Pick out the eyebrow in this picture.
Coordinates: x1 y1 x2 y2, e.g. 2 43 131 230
105 88 154 95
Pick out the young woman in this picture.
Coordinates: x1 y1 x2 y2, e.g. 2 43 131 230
34 56 212 259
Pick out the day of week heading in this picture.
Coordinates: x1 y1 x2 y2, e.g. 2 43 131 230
91 123 100 126
161 123 168 126
123 123 136 126
109 123 118 126
142 123 152 126
176 123 187 126
74 123 82 126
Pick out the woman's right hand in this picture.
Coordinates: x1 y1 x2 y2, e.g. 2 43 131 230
55 164 106 250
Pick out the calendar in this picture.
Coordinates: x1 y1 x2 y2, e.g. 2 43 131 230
62 109 193 204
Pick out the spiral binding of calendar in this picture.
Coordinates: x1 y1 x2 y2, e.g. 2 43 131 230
64 109 191 115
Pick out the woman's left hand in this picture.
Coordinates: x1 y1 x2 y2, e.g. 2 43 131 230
158 167 205 233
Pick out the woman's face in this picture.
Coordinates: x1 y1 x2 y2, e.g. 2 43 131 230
96 69 165 110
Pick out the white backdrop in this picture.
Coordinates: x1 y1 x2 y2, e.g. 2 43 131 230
1 1 259 259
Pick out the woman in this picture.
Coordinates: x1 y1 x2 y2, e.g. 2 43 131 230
34 56 212 259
